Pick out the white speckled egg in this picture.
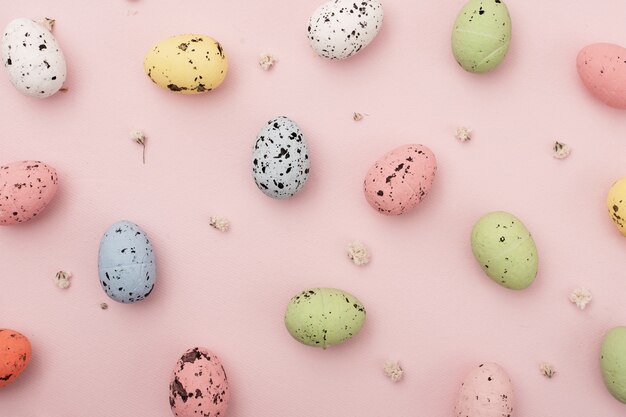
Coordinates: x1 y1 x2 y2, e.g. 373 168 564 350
455 363 514 417
252 116 310 199
308 0 383 59
1 18 66 98
98 220 156 304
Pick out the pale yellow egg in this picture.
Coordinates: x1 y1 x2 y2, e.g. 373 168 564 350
144 34 227 94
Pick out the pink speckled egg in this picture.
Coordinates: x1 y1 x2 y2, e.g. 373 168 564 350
455 363 514 417
169 347 230 417
577 43 626 109
363 144 436 215
0 160 58 225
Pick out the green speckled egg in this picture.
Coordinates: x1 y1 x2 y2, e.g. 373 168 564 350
284 288 366 349
471 211 538 290
601 326 626 403
451 0 512 73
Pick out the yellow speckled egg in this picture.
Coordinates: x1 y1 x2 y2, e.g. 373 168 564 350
144 34 228 94
607 177 626 236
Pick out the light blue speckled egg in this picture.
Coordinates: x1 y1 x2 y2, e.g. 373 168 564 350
98 220 156 303
252 116 310 199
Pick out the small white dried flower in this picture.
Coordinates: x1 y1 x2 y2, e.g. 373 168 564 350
539 362 556 378
384 361 404 382
40 18 55 31
131 129 146 164
55 271 71 289
209 216 230 232
347 241 370 266
569 287 592 310
553 141 571 159
100 302 109 310
259 53 277 70
455 127 472 142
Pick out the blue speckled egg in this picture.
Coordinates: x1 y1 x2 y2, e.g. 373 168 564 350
98 220 156 303
252 116 310 199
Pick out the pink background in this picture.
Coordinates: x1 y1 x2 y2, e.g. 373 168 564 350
2 1 626 415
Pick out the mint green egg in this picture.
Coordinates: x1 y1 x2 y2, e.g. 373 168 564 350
284 288 366 349
451 0 512 73
471 211 538 290
601 326 626 403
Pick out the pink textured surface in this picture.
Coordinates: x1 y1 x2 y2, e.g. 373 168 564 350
2 1 626 416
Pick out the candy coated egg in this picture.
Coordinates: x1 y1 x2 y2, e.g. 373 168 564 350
169 347 230 417
471 211 538 290
577 43 626 109
1 18 66 97
252 116 310 199
0 160 58 225
455 363 514 417
98 220 156 303
601 326 626 403
363 144 437 215
144 34 227 94
451 0 512 73
308 0 383 59
284 288 366 348
0 329 32 388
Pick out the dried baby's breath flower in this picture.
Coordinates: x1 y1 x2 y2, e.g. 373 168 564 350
347 241 370 266
209 216 230 232
100 302 109 310
40 18 55 31
569 287 592 310
259 53 277 70
384 361 404 382
55 271 71 289
455 126 472 142
131 129 146 164
553 141 571 159
353 112 372 121
539 362 556 378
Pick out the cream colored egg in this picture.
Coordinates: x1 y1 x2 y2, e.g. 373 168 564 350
144 34 227 94
607 177 626 236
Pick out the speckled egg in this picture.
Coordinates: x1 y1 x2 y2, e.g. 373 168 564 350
1 18 66 98
252 116 310 199
169 347 230 417
0 160 58 225
0 329 32 388
455 363 514 417
308 0 383 59
451 0 512 73
363 144 437 215
471 211 538 290
144 34 227 94
577 43 626 109
601 326 626 403
98 220 156 303
607 177 626 236
284 288 366 349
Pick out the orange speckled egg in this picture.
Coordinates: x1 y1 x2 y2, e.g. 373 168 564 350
0 329 32 388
